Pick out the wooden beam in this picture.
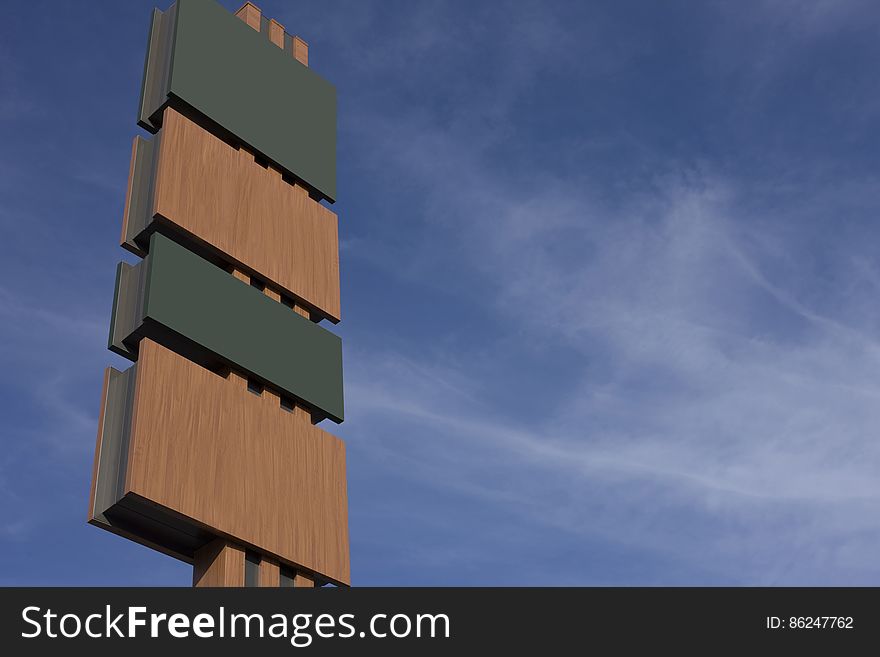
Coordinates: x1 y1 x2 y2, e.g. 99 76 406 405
293 572 315 588
293 36 309 66
234 2 261 32
260 558 280 587
232 267 249 285
193 540 245 587
269 19 285 49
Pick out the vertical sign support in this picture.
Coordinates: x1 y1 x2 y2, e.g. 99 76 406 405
88 0 349 588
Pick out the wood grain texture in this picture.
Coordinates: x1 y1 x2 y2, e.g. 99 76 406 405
234 2 261 31
293 572 314 587
294 403 312 424
293 36 308 66
262 388 280 408
260 558 280 587
269 19 284 48
193 540 245 587
150 108 341 321
228 369 248 391
125 338 350 585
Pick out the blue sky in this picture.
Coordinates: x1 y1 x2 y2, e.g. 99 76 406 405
2 0 880 585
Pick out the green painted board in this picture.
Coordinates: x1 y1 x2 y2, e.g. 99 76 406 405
138 0 337 201
109 233 344 423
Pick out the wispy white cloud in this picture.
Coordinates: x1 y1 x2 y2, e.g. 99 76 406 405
0 284 108 455
338 42 880 581
2 0 877 586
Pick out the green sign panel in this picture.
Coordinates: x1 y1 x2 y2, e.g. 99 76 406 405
139 0 337 201
109 233 345 423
